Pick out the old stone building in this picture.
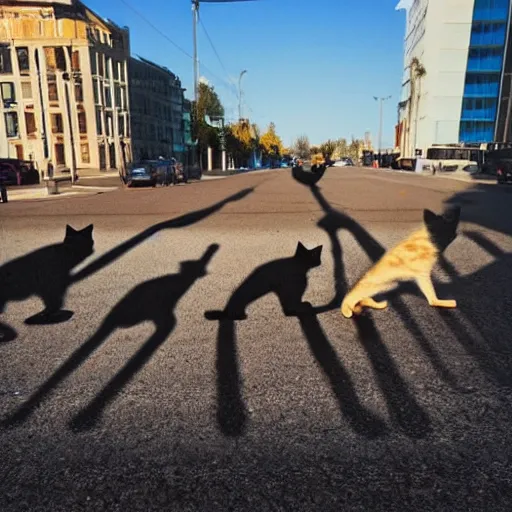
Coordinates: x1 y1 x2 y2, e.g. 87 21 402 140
129 56 185 162
0 0 131 175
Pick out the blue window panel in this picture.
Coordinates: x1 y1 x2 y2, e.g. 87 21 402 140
470 22 507 46
473 0 510 21
463 74 500 96
467 47 504 71
459 121 495 143
461 97 498 121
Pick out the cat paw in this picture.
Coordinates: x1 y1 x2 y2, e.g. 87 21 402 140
433 299 457 309
341 303 354 318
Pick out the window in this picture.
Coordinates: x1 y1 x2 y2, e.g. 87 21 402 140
118 114 124 136
44 47 56 70
93 79 99 104
55 47 66 71
4 112 19 137
16 47 30 73
114 85 121 107
48 79 58 102
0 45 12 74
98 55 104 77
96 108 102 135
51 113 64 134
105 57 111 79
21 81 32 99
106 112 113 136
25 112 36 136
90 50 97 75
80 143 90 163
78 112 87 134
71 50 80 71
105 86 112 108
1 82 15 103
113 60 119 80
75 80 83 102
55 143 65 165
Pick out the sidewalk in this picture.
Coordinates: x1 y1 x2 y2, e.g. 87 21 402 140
381 168 496 185
2 184 118 202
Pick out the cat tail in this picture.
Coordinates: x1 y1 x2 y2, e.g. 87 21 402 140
205 310 225 321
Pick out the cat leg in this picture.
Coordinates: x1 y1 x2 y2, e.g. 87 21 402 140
358 298 389 311
416 275 457 309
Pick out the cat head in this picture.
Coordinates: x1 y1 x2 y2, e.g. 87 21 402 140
64 224 94 256
294 241 323 268
179 244 219 279
423 206 461 252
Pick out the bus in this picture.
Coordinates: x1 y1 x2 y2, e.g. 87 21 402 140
425 145 486 172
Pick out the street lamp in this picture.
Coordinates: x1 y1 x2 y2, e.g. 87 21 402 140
238 69 247 120
373 95 392 161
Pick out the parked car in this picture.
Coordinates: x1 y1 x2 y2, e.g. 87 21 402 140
333 158 354 167
125 162 158 187
0 158 40 185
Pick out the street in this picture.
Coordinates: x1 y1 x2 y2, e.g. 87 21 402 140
1 166 512 511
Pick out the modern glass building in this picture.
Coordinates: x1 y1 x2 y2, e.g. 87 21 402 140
460 0 511 143
396 0 512 157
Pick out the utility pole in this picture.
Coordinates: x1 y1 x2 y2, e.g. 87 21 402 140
238 69 247 120
192 0 199 104
374 95 391 161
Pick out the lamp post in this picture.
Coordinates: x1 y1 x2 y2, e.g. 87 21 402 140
373 95 391 163
238 69 247 120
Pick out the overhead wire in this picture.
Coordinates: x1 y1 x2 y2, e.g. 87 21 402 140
116 0 239 94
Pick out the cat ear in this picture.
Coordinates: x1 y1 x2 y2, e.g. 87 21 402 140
65 225 77 237
313 245 323 256
423 209 438 228
81 224 94 235
295 242 307 257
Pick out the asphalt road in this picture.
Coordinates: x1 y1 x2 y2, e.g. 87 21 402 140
1 167 512 511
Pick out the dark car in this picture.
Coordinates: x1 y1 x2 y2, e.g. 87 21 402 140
125 162 158 187
0 159 40 185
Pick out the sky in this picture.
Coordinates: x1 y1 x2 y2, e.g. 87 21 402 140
86 0 406 149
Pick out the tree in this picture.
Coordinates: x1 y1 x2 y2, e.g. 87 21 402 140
191 81 225 165
407 57 426 156
319 139 337 159
293 135 310 159
260 122 284 157
226 118 258 168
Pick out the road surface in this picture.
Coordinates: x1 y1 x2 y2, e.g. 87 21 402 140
1 167 512 511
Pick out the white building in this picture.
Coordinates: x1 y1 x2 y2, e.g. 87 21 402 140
395 0 512 157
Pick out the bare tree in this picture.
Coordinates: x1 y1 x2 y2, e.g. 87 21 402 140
293 135 311 159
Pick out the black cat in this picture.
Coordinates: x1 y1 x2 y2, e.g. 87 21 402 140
0 224 94 324
205 242 323 320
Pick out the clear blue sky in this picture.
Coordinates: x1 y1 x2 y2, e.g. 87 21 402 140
86 0 406 148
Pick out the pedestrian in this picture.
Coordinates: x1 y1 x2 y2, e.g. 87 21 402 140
47 160 54 179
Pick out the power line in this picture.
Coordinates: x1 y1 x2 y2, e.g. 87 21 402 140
198 15 238 98
117 0 193 59
116 0 238 94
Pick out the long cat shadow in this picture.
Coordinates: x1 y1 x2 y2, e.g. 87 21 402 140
205 241 389 440
432 231 512 388
300 181 436 438
1 245 219 430
0 188 253 341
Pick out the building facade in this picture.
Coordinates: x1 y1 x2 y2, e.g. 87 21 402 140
0 0 131 174
395 0 512 157
129 56 185 162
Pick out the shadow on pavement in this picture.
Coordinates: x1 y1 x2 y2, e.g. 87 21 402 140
0 188 254 342
1 245 219 430
308 183 434 438
205 240 389 440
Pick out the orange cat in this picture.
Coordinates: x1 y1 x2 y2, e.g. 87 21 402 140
341 206 461 318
